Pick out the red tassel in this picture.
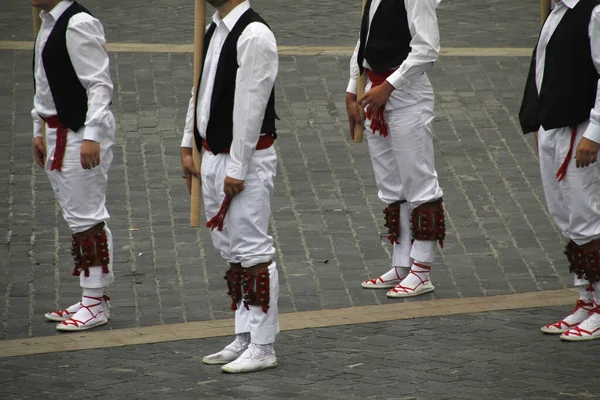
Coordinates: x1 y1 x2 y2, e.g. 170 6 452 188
366 107 389 138
206 196 233 232
556 126 577 182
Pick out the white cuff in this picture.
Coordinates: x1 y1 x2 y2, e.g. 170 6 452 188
583 120 600 144
181 131 194 148
82 125 103 142
226 161 248 181
33 120 43 138
346 77 358 95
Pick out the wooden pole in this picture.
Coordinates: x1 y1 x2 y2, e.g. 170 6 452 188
353 0 368 144
32 7 47 155
190 0 205 227
541 0 551 24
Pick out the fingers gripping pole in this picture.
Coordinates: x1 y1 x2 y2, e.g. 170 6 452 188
190 0 205 227
353 0 369 144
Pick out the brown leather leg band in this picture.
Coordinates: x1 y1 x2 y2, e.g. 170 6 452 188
243 261 272 313
384 200 405 245
71 222 110 277
583 239 600 284
566 240 586 280
411 198 446 248
225 263 243 311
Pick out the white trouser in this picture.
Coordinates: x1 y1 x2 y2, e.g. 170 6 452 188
234 262 280 344
539 121 600 288
365 75 443 265
44 115 115 289
539 122 600 246
201 146 279 343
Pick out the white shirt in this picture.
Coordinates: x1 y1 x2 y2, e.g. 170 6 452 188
31 0 114 142
181 1 279 181
347 0 441 94
536 0 600 142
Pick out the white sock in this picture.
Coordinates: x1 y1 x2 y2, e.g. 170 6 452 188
379 267 410 281
251 343 274 356
398 262 431 289
226 333 250 352
578 285 593 301
78 288 106 317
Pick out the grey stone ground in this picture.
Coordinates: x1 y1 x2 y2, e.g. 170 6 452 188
2 0 598 398
1 0 563 340
1 308 600 400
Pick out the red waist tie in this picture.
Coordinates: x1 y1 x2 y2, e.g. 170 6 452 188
555 126 577 182
365 69 396 138
43 116 68 172
204 134 275 232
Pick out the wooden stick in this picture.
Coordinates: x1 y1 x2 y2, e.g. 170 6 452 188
541 0 551 24
32 7 47 157
190 0 205 228
353 0 368 144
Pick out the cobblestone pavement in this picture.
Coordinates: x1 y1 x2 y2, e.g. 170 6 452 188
2 307 599 400
2 0 540 47
1 0 568 341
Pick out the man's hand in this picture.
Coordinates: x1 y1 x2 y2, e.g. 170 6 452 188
224 176 245 197
575 137 600 168
33 137 46 169
81 140 100 170
346 92 363 140
181 147 200 195
358 81 395 113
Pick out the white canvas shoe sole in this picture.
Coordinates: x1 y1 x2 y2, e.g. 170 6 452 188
45 302 110 322
221 355 277 374
387 283 435 298
56 316 108 332
361 279 400 289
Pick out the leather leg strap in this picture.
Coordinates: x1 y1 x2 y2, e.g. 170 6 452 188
225 263 243 311
566 240 586 280
225 261 272 314
583 239 600 284
384 200 405 245
71 222 110 277
411 198 446 248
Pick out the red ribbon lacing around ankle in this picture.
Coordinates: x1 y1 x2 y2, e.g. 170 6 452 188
206 196 233 232
365 69 396 138
555 126 577 182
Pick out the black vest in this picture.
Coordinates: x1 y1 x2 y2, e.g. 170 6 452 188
357 0 412 75
33 2 90 132
194 8 277 155
519 0 600 134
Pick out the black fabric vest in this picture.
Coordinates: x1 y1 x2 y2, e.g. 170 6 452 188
193 8 278 155
519 0 600 134
33 2 90 132
357 0 412 75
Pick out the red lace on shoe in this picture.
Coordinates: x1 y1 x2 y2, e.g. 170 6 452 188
562 304 600 337
364 268 404 285
389 263 430 294
59 296 108 328
48 309 75 318
544 300 594 330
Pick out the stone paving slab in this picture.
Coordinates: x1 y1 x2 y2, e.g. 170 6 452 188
2 0 541 48
2 47 568 340
1 307 599 399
